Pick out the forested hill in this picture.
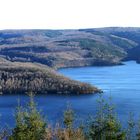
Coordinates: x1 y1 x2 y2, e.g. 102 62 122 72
0 58 101 94
0 27 140 94
0 27 140 69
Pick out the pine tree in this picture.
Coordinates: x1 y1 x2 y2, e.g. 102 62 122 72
63 104 74 129
88 94 126 140
9 92 46 140
127 112 135 140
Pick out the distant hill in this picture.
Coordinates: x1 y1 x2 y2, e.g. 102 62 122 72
0 27 140 94
0 28 139 68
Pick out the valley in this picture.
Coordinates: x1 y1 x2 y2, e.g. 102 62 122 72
0 27 140 94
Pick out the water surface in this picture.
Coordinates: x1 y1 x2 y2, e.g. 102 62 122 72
0 61 140 127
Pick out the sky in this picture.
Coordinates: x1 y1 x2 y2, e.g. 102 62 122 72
0 0 140 29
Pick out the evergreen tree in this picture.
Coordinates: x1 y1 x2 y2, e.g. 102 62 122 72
127 113 135 140
63 104 74 129
88 95 126 140
9 93 46 140
136 118 140 140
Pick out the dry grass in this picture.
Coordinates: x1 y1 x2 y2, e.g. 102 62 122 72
44 124 85 140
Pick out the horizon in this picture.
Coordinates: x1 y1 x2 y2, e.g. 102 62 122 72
1 26 140 31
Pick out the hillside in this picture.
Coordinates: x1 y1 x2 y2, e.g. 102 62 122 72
0 58 100 94
0 28 140 69
0 27 140 94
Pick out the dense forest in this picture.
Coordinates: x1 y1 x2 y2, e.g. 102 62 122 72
0 58 100 95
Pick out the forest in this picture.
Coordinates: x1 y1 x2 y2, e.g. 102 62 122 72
0 59 100 95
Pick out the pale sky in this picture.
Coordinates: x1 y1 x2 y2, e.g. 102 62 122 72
0 0 140 29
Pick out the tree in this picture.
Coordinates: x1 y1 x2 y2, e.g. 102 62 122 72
88 95 126 140
63 104 74 129
127 112 135 140
9 93 46 140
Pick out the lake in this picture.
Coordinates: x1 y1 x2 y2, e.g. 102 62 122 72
0 61 140 128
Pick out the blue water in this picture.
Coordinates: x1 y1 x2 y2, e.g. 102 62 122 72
0 61 140 128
